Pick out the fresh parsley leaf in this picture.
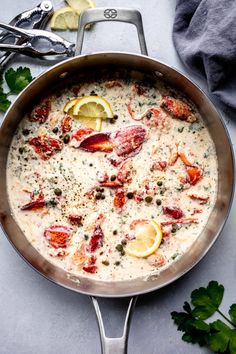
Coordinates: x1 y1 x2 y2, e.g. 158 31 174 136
191 281 224 319
171 281 236 353
5 67 33 93
171 302 210 347
229 304 236 326
208 320 236 353
0 93 11 112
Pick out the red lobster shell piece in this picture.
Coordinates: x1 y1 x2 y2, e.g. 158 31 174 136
44 225 71 249
160 96 196 123
88 225 104 252
80 133 113 153
79 125 147 158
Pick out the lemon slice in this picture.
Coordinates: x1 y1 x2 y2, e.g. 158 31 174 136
64 97 101 130
64 96 113 131
73 96 113 119
65 0 96 14
50 7 79 30
126 220 162 258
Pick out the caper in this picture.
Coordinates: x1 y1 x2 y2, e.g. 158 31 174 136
110 118 115 124
120 250 125 256
63 134 70 144
110 175 116 181
54 188 62 196
145 196 153 203
113 230 118 235
113 114 118 120
101 194 106 200
102 260 110 266
52 127 59 134
157 181 163 186
22 129 30 136
84 234 89 240
114 261 120 266
146 111 152 119
156 199 162 206
89 163 93 167
19 147 24 154
126 192 134 199
116 244 123 252
95 192 102 200
121 239 127 246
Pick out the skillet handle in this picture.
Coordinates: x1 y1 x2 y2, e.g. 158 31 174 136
76 7 148 56
91 296 138 354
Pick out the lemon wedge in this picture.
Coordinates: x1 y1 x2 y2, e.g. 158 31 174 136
64 96 113 131
73 96 113 118
50 7 79 30
126 220 162 258
65 0 96 14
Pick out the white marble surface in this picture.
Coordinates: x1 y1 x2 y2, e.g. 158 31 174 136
0 1 236 353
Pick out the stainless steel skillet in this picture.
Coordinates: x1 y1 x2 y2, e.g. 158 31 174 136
0 7 234 354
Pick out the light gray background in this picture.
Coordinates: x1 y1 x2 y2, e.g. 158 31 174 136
0 1 236 353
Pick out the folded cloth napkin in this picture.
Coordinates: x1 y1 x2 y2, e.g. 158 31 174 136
173 0 236 109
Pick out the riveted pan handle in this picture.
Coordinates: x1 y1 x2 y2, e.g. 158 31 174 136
91 296 138 354
76 7 148 56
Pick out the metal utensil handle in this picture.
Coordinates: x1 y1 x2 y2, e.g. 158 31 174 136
76 8 148 56
91 296 138 354
0 1 53 70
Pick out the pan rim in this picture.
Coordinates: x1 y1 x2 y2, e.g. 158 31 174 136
0 51 234 298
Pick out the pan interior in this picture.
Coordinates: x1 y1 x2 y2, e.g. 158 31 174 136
0 52 234 297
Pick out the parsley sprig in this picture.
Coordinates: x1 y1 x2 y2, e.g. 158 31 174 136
171 281 236 353
0 67 33 112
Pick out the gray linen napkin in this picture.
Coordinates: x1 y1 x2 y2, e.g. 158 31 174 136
173 0 236 109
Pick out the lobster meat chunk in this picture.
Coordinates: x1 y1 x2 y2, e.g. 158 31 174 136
21 190 45 211
83 255 97 273
160 96 196 123
29 136 63 160
61 114 72 133
147 253 166 267
99 181 123 188
105 80 122 88
188 193 209 204
79 125 147 158
186 166 203 185
72 128 94 143
114 190 126 209
29 98 51 124
163 206 184 219
68 214 83 226
88 225 104 252
161 218 198 226
112 125 147 157
117 160 133 183
44 225 71 249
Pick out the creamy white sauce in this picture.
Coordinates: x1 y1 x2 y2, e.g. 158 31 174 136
7 77 218 281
